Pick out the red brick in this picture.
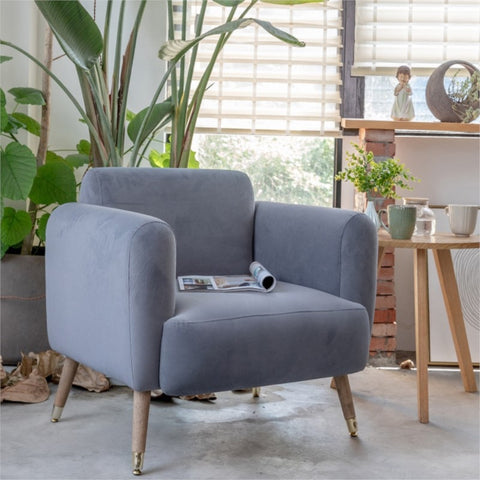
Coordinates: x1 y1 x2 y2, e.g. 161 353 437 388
374 309 396 324
380 253 395 267
375 295 396 309
369 336 397 352
365 141 396 158
360 128 395 143
372 322 397 337
378 267 394 280
377 280 395 295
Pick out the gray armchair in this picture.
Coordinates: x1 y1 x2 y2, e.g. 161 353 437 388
46 168 377 475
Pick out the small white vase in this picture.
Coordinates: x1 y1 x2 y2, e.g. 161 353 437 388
365 200 381 231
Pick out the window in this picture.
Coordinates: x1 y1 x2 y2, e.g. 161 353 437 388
193 134 335 207
353 0 480 77
175 0 343 137
170 1 341 207
353 0 480 122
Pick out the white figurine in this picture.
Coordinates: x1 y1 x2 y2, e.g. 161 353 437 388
391 65 415 121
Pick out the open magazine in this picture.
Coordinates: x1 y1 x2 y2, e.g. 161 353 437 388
178 261 276 293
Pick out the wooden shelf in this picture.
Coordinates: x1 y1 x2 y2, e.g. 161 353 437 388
341 118 480 134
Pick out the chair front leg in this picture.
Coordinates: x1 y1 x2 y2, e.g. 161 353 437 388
132 390 151 476
51 357 79 422
333 375 358 437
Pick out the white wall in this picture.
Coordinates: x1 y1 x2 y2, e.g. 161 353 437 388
342 135 480 351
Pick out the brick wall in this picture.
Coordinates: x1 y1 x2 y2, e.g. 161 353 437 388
359 128 398 364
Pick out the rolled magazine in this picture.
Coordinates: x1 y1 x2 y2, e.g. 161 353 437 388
178 261 276 293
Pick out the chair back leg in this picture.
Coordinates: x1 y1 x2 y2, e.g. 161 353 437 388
51 357 79 422
333 375 358 437
132 390 151 476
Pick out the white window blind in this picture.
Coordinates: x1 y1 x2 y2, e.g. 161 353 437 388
173 0 343 137
353 0 480 76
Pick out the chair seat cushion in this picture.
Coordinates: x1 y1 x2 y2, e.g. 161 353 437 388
159 282 371 396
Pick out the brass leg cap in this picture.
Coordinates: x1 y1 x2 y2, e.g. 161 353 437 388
347 418 358 437
132 452 145 476
51 406 64 423
252 387 261 398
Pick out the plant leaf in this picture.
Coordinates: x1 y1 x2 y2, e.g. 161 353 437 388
29 159 76 205
0 207 32 248
127 101 173 144
36 212 50 243
159 17 305 62
149 148 170 168
2 114 24 135
0 55 13 64
10 113 41 136
8 87 45 106
0 89 8 132
64 153 90 168
0 143 37 200
34 0 103 71
76 139 91 155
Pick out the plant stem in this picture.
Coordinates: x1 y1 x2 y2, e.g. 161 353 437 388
116 0 147 157
21 26 53 255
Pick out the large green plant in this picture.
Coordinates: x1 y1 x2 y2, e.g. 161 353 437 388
1 0 324 169
0 57 87 258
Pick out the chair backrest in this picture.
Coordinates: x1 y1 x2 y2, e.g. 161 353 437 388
79 168 255 276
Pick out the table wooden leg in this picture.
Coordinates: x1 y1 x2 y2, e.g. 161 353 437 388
432 249 478 393
414 249 430 424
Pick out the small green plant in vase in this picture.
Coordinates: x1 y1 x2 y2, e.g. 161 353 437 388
335 143 418 228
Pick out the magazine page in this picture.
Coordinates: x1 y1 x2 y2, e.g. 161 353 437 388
212 275 265 291
178 262 276 293
177 276 217 291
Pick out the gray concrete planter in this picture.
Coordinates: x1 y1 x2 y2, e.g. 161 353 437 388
1 254 50 364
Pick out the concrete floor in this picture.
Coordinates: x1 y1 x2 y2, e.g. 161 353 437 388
1 366 479 480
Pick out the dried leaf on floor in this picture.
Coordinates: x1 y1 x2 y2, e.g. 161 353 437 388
0 368 50 403
179 392 217 401
73 364 110 392
1 350 110 403
400 359 415 369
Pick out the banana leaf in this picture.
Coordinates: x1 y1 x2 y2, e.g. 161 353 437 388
127 100 174 145
34 0 103 71
159 17 305 63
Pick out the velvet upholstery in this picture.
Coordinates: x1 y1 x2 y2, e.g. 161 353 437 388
79 168 254 276
46 168 377 394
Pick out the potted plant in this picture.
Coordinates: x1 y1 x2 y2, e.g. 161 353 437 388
0 54 88 363
448 70 480 123
2 0 324 170
335 143 418 228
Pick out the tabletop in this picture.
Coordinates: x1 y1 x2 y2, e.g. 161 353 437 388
377 231 480 250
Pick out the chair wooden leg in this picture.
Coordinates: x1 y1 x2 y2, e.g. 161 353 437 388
333 375 358 437
252 387 261 398
132 390 151 476
51 357 79 422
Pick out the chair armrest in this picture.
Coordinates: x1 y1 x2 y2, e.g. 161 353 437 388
46 203 176 391
254 201 378 323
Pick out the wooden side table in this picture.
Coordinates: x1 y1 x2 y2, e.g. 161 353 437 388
377 231 479 423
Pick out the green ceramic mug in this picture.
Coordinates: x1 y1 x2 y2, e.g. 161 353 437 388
378 205 417 240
